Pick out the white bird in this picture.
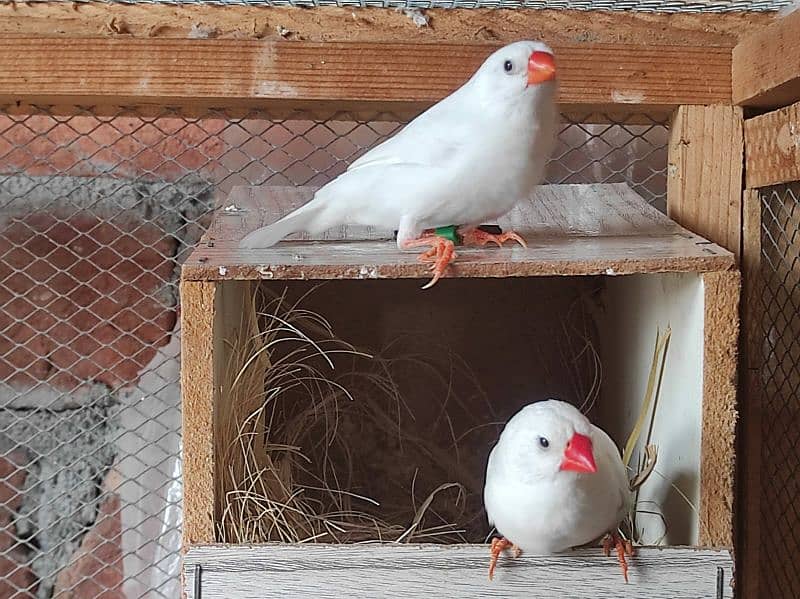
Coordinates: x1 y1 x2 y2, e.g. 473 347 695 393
240 40 559 288
483 399 634 581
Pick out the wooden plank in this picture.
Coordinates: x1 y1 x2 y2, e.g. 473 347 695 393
732 8 800 108
0 4 769 45
667 105 744 260
180 280 217 546
183 544 734 598
738 188 762 599
0 37 733 112
744 100 800 188
181 183 735 282
699 271 740 549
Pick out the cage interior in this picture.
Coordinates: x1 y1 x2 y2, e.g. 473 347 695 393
213 272 705 548
0 104 681 596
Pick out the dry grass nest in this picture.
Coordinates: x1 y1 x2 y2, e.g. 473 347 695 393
214 282 670 546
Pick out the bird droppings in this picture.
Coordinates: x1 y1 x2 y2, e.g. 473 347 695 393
605 267 616 275
292 254 303 261
276 25 292 38
777 122 800 153
396 7 429 27
218 266 228 276
223 204 242 213
188 22 217 39
358 265 379 279
258 266 274 279
256 80 299 98
611 90 645 104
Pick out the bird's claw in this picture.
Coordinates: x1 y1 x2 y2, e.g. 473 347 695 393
603 532 634 583
488 537 521 581
403 235 457 289
461 228 528 249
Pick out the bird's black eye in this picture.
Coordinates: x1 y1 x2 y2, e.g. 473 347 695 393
538 437 549 449
503 60 513 73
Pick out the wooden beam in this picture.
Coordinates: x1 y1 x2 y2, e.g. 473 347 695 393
180 280 217 546
700 270 740 549
744 100 800 188
667 105 745 261
0 36 733 113
183 545 735 598
732 8 800 108
738 188 762 599
0 4 769 45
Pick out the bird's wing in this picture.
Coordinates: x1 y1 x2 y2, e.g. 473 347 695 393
593 425 634 517
347 90 474 173
483 444 501 527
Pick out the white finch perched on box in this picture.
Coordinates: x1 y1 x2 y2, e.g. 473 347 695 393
483 399 634 581
240 40 558 289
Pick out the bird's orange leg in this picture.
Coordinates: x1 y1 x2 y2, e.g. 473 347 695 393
488 537 521 581
603 532 634 583
402 234 457 289
461 227 528 249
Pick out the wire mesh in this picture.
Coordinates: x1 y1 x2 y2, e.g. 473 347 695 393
0 105 667 598
26 0 794 12
754 182 800 599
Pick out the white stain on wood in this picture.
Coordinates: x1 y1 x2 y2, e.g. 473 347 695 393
183 544 733 598
612 90 646 104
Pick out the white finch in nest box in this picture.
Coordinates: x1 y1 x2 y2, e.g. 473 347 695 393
240 40 558 289
483 399 634 582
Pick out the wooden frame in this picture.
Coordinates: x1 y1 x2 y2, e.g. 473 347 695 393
734 12 800 596
182 545 734 598
1 36 733 114
667 105 744 260
0 5 767 594
733 7 800 108
0 6 770 120
744 100 800 189
180 184 740 566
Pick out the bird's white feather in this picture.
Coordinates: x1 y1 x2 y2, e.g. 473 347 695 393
484 400 632 554
240 40 558 250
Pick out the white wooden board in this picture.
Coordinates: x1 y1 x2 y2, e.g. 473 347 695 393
183 544 733 598
183 183 735 281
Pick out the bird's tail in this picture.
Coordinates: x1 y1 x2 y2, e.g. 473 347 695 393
239 203 319 249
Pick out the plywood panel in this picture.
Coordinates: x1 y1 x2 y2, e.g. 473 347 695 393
180 280 217 546
182 183 734 282
668 105 744 260
183 544 734 598
699 271 739 548
0 4 769 46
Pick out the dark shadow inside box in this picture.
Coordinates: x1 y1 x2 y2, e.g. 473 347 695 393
215 276 604 545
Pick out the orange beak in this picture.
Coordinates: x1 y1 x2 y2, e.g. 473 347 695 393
528 51 556 86
560 432 597 473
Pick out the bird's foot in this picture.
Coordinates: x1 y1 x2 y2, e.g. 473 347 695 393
461 227 527 249
603 532 634 583
402 234 457 290
488 537 520 581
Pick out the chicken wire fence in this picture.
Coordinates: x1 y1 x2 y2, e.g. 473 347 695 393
753 182 800 599
0 105 667 598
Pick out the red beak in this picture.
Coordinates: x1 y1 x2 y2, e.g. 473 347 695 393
560 432 597 473
528 51 556 86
